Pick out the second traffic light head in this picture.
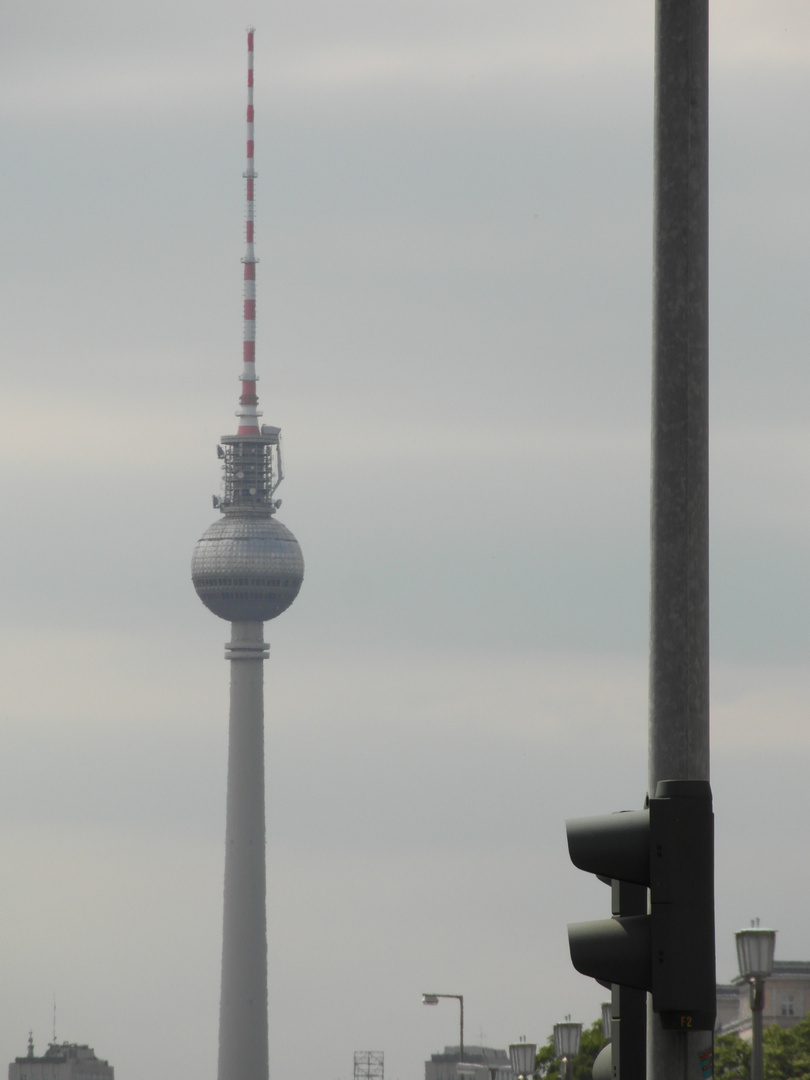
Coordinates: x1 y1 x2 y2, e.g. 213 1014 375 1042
565 779 716 1031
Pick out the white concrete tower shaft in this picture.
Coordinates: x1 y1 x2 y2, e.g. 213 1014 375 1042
219 621 270 1080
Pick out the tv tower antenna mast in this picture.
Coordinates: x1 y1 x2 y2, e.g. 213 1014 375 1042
192 28 304 1080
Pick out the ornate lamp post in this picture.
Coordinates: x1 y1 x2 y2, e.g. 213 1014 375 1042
600 1003 611 1040
736 920 776 1080
590 1004 613 1080
509 1038 537 1080
553 1018 582 1080
423 993 465 1063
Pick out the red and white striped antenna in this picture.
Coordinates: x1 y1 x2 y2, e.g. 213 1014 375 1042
236 27 260 436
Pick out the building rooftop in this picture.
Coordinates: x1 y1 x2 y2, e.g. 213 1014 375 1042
725 960 810 987
12 1041 111 1068
430 1048 510 1064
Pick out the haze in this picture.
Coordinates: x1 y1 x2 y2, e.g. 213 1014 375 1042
2 4 810 1080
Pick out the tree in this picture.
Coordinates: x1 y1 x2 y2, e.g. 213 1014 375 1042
535 1039 559 1080
763 1015 810 1080
570 1021 608 1080
714 1032 749 1080
715 1016 810 1080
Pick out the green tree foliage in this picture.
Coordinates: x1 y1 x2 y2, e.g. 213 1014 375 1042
764 1025 795 1080
762 1016 810 1080
714 1032 749 1080
535 1021 607 1080
536 1014 810 1080
535 1039 558 1080
712 1017 810 1080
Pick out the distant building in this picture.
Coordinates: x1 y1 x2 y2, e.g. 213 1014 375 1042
9 1036 114 1080
425 1046 512 1080
717 961 810 1037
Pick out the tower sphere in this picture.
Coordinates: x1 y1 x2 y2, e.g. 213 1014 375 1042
192 513 304 622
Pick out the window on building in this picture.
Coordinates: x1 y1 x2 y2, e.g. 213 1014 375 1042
780 994 796 1017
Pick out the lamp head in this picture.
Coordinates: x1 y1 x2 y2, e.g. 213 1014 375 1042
736 922 776 981
553 1020 582 1060
509 1042 537 1079
601 1002 612 1039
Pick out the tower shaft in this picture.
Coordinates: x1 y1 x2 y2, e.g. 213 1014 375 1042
219 621 270 1080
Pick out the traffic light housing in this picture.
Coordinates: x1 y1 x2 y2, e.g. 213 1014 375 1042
589 882 648 1080
566 779 715 1032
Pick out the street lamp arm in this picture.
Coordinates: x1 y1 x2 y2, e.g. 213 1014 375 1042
422 993 464 1063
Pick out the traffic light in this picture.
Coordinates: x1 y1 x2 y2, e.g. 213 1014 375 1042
566 778 715 1032
593 882 647 1080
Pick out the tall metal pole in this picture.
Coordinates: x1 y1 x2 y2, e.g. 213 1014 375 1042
649 1 713 1078
736 923 775 1080
423 994 464 1062
750 980 765 1080
459 995 464 1063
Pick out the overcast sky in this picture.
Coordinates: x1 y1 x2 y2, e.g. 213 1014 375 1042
3 3 810 1080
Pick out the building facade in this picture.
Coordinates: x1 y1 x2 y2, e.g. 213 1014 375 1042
717 961 810 1037
9 1039 113 1080
425 1046 512 1080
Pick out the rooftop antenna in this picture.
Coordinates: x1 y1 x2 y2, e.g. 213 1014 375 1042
52 992 56 1043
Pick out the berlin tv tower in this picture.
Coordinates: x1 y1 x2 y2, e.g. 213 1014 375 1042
191 28 304 1080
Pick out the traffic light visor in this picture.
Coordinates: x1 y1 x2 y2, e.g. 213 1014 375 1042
566 810 651 886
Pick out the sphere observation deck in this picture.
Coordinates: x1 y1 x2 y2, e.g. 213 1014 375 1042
192 513 304 623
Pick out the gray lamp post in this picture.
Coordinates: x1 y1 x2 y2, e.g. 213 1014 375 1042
509 1039 537 1080
600 1003 612 1040
591 1005 612 1080
553 1018 582 1080
736 920 776 1080
423 993 465 1063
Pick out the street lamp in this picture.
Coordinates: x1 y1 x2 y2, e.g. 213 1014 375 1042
600 1003 611 1040
553 1018 581 1080
423 993 465 1063
736 920 776 1080
590 1005 612 1080
509 1038 536 1080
